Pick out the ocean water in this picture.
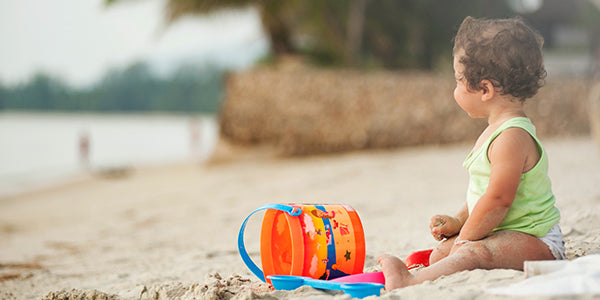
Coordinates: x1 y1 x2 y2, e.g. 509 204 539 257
0 112 218 196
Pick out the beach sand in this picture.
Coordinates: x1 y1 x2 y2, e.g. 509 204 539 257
1 136 599 299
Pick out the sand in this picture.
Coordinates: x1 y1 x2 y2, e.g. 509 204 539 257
1 136 599 300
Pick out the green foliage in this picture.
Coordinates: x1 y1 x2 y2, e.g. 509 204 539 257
304 0 514 69
107 0 599 71
0 62 223 114
0 83 6 110
152 0 515 70
3 74 73 110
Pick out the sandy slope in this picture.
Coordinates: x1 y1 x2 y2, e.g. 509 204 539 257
0 136 598 299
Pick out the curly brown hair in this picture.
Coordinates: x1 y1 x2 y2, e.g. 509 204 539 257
453 16 547 102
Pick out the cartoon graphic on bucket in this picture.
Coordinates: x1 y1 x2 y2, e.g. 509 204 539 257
238 203 365 283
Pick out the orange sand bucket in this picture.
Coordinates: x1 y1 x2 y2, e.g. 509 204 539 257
238 203 365 283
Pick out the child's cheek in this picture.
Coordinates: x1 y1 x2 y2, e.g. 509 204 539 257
453 86 460 103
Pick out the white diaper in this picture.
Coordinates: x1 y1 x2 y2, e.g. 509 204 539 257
538 223 566 260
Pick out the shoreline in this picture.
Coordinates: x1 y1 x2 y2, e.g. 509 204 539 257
0 112 219 201
0 159 203 202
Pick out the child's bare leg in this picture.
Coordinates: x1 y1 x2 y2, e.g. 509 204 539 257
379 230 554 290
429 236 457 264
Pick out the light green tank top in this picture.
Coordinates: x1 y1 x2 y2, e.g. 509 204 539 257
463 117 560 237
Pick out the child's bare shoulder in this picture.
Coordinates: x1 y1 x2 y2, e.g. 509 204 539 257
497 127 535 144
490 127 539 171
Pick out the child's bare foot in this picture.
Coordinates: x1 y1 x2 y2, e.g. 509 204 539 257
378 254 414 290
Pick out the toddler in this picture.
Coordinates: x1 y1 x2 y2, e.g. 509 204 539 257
379 16 565 290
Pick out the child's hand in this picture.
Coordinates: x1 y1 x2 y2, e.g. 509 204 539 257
429 215 462 241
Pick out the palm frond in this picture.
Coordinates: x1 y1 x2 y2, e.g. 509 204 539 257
165 0 253 23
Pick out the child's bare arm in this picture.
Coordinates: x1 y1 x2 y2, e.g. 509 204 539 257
453 128 533 246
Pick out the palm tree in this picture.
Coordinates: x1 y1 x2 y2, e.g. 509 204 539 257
106 0 298 57
105 0 518 70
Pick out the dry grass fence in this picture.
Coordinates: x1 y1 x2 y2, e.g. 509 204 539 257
215 65 595 159
590 81 600 149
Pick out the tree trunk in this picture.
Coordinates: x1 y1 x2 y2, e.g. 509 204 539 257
346 0 367 65
259 5 295 56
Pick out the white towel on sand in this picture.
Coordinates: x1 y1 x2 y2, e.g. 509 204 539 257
487 255 600 296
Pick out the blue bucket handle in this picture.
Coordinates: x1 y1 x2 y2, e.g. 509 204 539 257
238 203 302 282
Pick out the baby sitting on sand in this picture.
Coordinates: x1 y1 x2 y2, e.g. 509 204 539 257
379 16 565 290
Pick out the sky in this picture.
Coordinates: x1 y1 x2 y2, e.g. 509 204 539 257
0 0 268 88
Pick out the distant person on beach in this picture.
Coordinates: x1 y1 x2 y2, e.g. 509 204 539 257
79 130 90 169
378 16 565 290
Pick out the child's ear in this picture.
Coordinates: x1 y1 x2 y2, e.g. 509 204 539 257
480 80 496 102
